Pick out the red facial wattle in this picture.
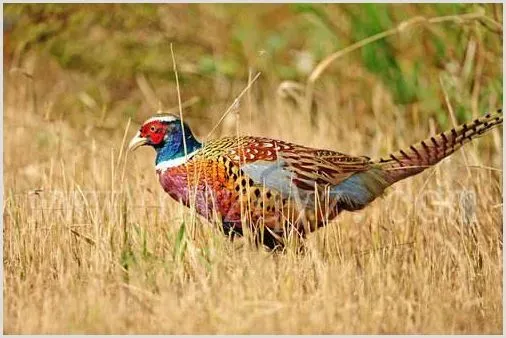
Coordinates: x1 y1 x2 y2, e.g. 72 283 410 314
140 121 168 146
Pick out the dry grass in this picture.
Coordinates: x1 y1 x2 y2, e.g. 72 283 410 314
3 5 503 334
4 78 502 334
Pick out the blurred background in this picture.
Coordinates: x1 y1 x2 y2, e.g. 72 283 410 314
4 4 502 128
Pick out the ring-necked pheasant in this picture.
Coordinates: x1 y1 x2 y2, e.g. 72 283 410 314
129 109 502 249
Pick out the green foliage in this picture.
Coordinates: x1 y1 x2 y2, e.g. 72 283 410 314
348 4 415 104
173 222 187 261
120 242 136 272
3 3 502 129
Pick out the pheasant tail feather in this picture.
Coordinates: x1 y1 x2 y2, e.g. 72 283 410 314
375 109 503 184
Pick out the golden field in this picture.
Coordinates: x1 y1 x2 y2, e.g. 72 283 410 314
3 4 503 334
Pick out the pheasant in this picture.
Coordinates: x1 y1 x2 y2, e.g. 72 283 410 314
128 109 503 249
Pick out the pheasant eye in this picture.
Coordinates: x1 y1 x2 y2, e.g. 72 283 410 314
150 125 156 132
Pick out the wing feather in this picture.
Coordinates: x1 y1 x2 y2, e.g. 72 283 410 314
202 136 374 195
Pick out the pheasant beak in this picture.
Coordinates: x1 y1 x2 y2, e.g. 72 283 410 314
128 132 148 151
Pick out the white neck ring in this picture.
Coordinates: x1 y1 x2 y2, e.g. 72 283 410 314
155 150 199 172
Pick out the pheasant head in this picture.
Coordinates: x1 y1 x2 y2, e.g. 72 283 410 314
128 114 202 170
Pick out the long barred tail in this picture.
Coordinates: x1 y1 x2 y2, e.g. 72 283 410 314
374 109 503 184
